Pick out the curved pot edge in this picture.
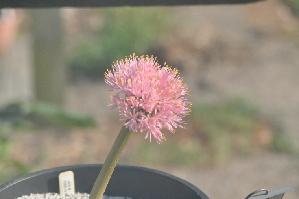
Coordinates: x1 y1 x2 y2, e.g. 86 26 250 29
0 164 209 199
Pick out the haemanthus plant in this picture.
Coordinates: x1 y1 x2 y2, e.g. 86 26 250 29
90 54 190 199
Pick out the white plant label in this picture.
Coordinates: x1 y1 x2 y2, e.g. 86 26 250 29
59 171 75 195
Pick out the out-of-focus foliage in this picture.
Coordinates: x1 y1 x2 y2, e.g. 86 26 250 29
191 99 293 160
132 99 293 166
0 102 96 132
286 0 299 16
0 136 29 182
271 124 294 154
0 102 96 182
69 8 170 80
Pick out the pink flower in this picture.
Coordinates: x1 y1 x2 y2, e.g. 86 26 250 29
105 54 190 143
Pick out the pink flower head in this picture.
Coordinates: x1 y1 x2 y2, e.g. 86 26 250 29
105 54 190 143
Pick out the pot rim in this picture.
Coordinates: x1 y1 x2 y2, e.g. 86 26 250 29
0 164 209 199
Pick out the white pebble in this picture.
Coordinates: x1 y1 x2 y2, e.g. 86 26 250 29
16 193 131 199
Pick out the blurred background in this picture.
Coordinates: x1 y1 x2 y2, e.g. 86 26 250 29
0 0 299 198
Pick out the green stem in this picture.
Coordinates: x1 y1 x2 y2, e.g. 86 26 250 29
90 127 131 199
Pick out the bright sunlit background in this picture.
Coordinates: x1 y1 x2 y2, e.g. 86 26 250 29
0 0 299 198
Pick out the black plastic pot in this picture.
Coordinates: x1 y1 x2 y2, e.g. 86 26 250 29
0 164 209 199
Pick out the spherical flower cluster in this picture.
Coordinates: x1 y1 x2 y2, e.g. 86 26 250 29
105 55 190 143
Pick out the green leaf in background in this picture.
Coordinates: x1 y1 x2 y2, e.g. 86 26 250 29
0 102 96 131
69 8 171 80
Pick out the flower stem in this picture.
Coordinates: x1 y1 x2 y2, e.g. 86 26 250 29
90 127 131 199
